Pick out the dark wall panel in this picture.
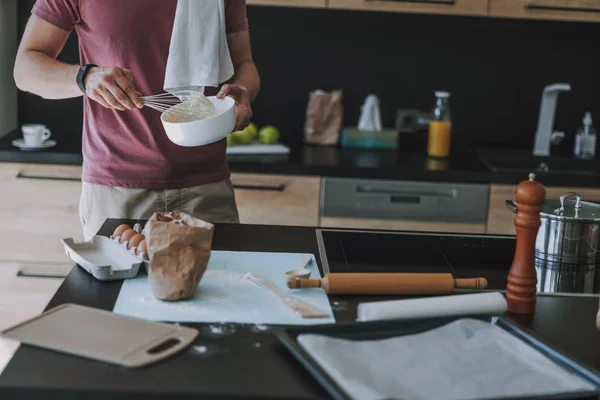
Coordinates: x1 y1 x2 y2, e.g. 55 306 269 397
16 3 600 153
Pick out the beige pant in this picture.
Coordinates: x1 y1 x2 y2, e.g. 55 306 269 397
79 179 239 240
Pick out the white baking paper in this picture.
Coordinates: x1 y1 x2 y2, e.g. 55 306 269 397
113 251 335 325
357 292 507 322
297 319 596 400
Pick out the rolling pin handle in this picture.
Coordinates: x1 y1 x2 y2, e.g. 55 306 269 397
454 278 488 290
287 276 322 289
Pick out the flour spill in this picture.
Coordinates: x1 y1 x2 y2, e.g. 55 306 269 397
191 344 220 357
205 323 237 337
330 300 348 311
249 324 271 333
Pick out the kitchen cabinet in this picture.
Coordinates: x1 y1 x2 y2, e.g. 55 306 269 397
490 0 600 22
230 173 321 227
0 163 83 264
328 0 488 17
0 262 63 330
486 183 600 235
320 216 486 233
246 0 327 7
0 261 63 373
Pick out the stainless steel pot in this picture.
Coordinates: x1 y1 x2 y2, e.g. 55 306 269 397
507 192 600 265
536 258 599 294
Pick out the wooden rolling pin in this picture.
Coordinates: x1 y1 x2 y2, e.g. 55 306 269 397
287 273 487 295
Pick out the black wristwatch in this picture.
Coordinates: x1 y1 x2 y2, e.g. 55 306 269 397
76 64 97 94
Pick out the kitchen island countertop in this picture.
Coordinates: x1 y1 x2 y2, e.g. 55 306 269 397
0 221 599 400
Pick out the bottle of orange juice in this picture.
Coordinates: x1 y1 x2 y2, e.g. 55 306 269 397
427 91 452 158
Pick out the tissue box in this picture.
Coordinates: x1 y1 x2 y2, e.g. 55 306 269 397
341 127 398 150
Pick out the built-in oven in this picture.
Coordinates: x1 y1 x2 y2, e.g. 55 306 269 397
319 177 490 233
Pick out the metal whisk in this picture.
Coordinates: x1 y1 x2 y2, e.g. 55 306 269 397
141 90 200 118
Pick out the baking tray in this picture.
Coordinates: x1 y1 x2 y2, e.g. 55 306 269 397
1 303 198 368
276 315 600 400
62 235 146 281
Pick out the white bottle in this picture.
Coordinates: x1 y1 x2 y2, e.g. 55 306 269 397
574 112 597 159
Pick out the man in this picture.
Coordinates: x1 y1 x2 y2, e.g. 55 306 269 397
14 0 260 240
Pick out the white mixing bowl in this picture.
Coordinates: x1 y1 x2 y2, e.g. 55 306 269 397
160 96 236 147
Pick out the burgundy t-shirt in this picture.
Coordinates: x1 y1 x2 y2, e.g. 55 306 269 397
32 0 248 189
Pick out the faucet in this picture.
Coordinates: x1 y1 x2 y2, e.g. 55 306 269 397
533 83 571 157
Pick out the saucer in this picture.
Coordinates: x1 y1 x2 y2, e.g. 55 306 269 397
12 139 57 151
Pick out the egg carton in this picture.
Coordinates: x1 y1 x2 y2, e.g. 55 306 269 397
109 223 149 262
62 236 146 281
62 223 150 282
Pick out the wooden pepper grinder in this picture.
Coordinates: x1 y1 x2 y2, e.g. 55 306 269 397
506 173 546 314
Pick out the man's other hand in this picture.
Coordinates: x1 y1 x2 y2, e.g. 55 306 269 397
217 84 252 131
85 67 143 111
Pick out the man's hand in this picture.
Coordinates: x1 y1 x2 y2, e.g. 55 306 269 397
217 84 252 131
84 67 143 111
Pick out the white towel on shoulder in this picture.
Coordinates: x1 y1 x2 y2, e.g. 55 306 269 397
164 0 234 94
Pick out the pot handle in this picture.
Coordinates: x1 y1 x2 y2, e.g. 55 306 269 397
505 200 518 213
555 192 582 214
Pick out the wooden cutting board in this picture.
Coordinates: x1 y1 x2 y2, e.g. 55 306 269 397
1 303 198 368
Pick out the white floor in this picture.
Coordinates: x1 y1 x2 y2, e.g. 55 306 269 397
0 262 67 375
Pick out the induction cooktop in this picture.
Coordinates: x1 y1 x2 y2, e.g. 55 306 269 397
315 229 600 296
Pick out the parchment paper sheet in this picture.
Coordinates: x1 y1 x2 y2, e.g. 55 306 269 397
297 318 595 400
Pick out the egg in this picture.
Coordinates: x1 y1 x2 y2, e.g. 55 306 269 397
128 233 145 250
113 224 131 238
137 239 147 255
120 229 136 244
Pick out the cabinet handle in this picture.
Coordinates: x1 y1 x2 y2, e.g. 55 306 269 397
356 185 456 198
365 0 456 5
525 4 600 14
233 183 286 192
16 173 81 182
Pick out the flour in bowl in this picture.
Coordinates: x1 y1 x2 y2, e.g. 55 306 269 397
162 92 216 123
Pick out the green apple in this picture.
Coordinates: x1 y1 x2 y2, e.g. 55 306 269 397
246 123 258 139
258 125 279 145
232 129 253 145
226 134 236 146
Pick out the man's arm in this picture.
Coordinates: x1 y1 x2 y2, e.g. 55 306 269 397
218 29 260 130
14 15 142 110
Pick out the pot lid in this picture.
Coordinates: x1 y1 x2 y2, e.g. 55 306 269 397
541 192 600 221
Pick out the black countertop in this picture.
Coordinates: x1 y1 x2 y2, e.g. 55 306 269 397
3 128 600 187
1 221 599 400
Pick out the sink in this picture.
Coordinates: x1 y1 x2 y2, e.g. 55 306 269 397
478 149 600 176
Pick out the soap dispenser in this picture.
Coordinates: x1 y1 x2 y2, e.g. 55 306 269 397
574 112 596 159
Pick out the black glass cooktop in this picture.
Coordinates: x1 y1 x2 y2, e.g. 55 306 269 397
316 229 516 291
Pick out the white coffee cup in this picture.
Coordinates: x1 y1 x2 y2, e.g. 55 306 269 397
22 124 51 147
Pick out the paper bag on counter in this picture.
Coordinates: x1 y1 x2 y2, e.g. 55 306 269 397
145 211 214 301
304 89 343 146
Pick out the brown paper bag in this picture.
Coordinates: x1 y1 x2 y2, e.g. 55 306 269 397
304 89 343 146
145 211 214 301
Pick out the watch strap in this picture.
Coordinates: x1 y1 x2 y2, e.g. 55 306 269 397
76 64 97 94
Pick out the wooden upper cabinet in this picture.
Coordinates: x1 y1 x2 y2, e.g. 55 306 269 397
246 0 327 7
328 0 488 16
490 0 600 22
